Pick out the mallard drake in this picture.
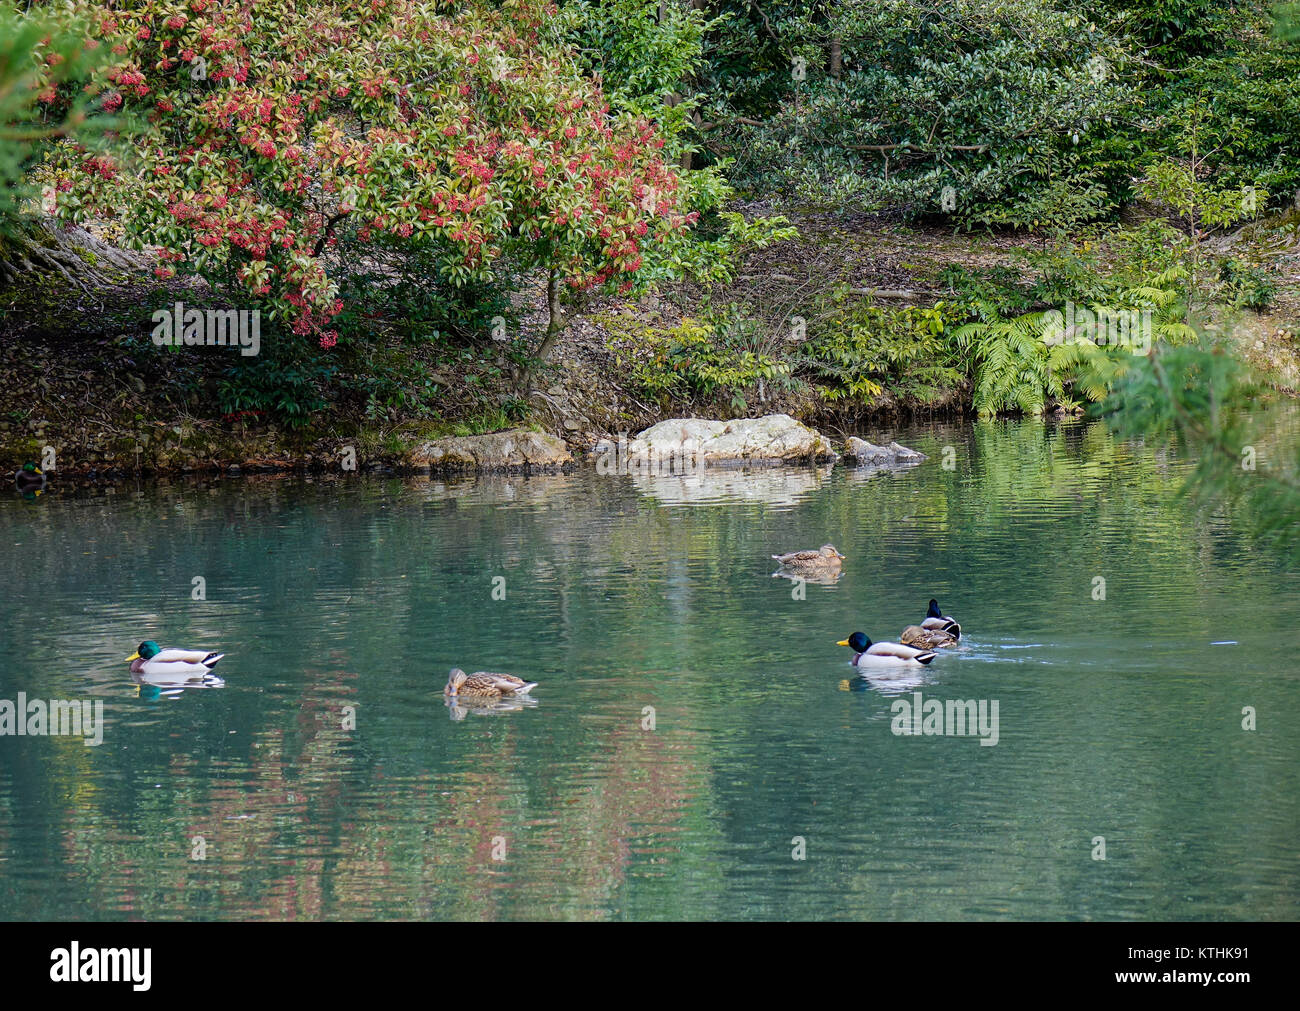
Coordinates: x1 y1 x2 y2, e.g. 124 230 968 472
771 544 844 571
919 598 960 638
900 624 959 649
444 667 538 698
837 632 935 667
14 462 46 493
125 640 225 677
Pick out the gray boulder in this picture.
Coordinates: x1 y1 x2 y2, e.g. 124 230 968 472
844 437 926 464
409 429 573 473
623 414 834 468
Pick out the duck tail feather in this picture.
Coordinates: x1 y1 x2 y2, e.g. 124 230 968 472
202 652 225 668
916 652 937 665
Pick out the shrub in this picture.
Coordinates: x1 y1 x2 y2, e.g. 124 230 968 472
796 296 964 406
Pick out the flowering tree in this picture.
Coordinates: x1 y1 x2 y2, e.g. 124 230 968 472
44 0 705 354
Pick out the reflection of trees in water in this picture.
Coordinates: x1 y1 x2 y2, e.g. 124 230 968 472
5 413 1299 917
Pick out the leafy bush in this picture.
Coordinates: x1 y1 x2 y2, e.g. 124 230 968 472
716 0 1133 229
0 5 118 231
51 0 703 353
1219 258 1276 310
796 296 964 406
331 235 518 347
617 315 791 413
216 352 335 429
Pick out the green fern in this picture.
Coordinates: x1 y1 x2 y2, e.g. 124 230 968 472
953 264 1192 417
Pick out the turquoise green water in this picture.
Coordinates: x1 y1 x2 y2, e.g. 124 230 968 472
1 418 1297 920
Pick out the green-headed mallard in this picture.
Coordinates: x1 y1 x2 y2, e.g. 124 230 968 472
837 631 935 667
14 462 46 494
125 640 225 677
920 598 961 638
900 624 959 649
771 544 844 573
444 667 538 698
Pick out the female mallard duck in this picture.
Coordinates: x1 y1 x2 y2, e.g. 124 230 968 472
919 598 960 638
837 631 935 667
125 640 225 677
899 624 958 649
14 462 46 493
444 668 538 698
771 544 844 572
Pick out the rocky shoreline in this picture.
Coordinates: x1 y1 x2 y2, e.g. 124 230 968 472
7 414 929 486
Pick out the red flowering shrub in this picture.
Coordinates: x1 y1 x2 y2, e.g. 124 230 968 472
49 0 703 351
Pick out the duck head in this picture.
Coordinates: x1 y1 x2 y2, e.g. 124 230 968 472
15 462 45 494
927 599 942 618
125 640 162 663
444 668 468 696
836 632 871 652
820 545 845 561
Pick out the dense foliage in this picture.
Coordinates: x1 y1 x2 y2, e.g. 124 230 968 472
42 0 708 349
3 0 1298 431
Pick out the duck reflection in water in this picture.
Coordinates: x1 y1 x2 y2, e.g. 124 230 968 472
132 668 226 700
772 567 843 587
445 693 540 721
839 667 933 697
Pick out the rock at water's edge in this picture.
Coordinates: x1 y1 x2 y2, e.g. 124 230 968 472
844 437 926 464
623 414 834 466
408 430 573 473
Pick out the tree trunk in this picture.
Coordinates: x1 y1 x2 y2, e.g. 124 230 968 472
829 38 842 78
0 219 150 292
533 268 564 364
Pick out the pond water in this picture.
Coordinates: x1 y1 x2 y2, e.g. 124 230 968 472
1 418 1297 921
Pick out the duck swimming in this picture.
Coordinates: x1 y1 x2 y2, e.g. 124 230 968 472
837 632 936 667
919 598 960 638
125 640 225 677
14 462 46 494
771 544 844 572
899 624 959 649
444 668 538 698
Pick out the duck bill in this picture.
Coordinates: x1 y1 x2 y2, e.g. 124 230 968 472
125 652 140 661
835 639 850 647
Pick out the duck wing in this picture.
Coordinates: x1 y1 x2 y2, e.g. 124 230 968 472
867 641 937 664
920 616 960 637
476 672 538 695
771 549 818 564
901 625 956 648
154 648 224 667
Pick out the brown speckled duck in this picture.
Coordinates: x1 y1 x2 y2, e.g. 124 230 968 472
899 624 959 649
444 667 538 698
771 544 844 573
